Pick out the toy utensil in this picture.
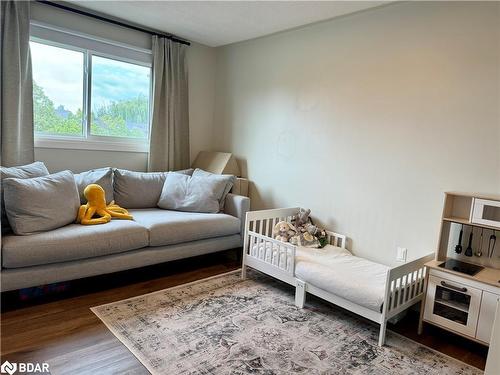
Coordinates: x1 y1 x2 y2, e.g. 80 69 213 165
455 224 463 254
488 231 497 258
465 229 473 257
475 228 483 257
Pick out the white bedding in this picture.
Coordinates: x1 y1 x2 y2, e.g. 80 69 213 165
250 243 390 312
295 245 389 312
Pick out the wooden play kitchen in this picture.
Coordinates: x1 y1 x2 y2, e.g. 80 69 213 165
419 192 500 345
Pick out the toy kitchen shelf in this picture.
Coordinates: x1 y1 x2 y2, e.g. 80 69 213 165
420 192 500 346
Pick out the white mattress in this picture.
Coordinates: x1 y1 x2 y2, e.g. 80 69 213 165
250 243 390 312
294 245 390 312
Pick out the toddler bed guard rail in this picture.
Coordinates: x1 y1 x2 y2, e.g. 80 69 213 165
242 207 434 346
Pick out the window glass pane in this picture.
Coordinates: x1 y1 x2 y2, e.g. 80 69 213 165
30 41 84 136
91 56 150 139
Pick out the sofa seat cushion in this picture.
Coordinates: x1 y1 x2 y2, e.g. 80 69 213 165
2 221 149 268
129 208 241 247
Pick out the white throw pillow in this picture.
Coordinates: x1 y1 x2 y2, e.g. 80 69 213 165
157 172 229 213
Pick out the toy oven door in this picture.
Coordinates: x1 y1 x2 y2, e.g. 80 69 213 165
472 198 500 229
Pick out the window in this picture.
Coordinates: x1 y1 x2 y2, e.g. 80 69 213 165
30 36 151 152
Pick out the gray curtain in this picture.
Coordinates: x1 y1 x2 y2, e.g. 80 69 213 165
148 36 189 172
0 0 34 167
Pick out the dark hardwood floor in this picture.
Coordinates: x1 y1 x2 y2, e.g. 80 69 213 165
391 310 488 370
1 250 488 373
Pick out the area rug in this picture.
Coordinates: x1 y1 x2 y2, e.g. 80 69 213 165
91 269 481 375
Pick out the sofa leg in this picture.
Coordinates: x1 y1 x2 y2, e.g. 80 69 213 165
295 280 306 308
378 320 387 347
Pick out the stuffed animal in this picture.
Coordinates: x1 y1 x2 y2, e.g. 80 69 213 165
292 208 312 229
303 222 320 236
291 208 328 248
290 232 321 248
273 221 297 242
76 184 133 225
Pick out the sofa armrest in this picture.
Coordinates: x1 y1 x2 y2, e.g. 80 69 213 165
224 193 250 234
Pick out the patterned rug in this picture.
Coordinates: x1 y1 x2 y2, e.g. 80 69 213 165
91 270 481 375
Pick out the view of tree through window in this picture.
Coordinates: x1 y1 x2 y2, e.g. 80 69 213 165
30 40 151 141
91 56 150 139
31 41 84 136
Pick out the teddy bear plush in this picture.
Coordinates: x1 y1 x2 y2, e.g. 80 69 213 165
273 221 297 242
292 208 312 229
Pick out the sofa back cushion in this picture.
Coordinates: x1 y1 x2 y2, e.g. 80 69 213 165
192 168 236 211
113 168 194 208
1 161 50 234
157 172 233 213
3 170 80 235
74 167 114 204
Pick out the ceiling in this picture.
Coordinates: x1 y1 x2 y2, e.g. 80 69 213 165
67 1 388 47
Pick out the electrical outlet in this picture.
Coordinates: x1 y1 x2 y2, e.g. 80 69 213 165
396 247 407 262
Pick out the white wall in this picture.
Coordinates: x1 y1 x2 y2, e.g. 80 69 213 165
213 1 500 265
187 43 217 162
30 2 217 173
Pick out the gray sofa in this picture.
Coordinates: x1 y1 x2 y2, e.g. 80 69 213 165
1 170 250 291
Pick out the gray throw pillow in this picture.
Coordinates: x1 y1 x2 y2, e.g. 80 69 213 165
74 167 114 204
3 170 80 235
113 168 194 208
175 168 195 176
1 161 50 234
157 172 229 213
192 168 236 210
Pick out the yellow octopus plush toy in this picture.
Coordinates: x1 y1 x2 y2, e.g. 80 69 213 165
76 184 133 225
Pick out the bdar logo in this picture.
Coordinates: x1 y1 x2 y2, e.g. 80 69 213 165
0 361 17 375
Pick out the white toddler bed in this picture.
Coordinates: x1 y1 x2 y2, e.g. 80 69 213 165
242 207 434 346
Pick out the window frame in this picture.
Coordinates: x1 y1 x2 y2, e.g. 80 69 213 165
30 33 152 153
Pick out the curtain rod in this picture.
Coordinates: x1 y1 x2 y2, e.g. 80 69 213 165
36 1 191 46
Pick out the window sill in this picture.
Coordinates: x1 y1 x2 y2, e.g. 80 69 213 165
35 137 149 153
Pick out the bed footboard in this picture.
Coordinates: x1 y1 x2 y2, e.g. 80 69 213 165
242 208 300 284
378 253 434 346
